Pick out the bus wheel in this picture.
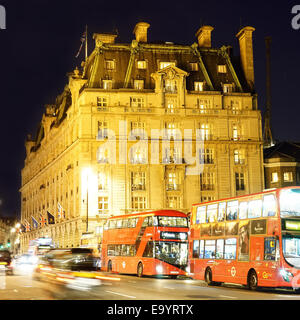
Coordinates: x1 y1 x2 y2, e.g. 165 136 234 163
247 270 258 290
137 263 143 278
205 268 213 286
107 260 112 273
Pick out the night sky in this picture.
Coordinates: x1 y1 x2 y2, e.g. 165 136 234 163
0 0 299 218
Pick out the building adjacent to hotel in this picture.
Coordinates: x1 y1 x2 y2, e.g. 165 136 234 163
20 22 264 252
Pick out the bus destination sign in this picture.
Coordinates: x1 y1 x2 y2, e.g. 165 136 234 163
284 220 300 231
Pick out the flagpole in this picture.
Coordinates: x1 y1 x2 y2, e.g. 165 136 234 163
85 24 88 61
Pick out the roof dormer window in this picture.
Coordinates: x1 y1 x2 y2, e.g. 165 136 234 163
159 61 175 69
137 60 147 69
134 80 144 90
105 60 115 70
194 81 204 92
218 64 227 73
103 80 113 90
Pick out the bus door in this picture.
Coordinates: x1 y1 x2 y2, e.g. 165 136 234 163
260 237 279 285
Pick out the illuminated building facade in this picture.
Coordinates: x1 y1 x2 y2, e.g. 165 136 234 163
264 141 300 189
20 22 264 251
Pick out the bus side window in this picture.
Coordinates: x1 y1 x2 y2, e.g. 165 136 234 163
248 199 262 219
239 201 248 219
108 245 115 256
122 219 128 228
148 216 153 226
196 206 206 224
218 202 226 222
110 220 116 229
224 238 237 260
121 244 129 256
216 239 224 259
116 219 122 228
264 237 276 261
129 218 137 228
226 201 238 221
115 245 121 256
199 240 204 258
193 240 200 258
129 245 136 256
204 240 216 259
143 241 153 258
263 194 276 217
142 217 149 227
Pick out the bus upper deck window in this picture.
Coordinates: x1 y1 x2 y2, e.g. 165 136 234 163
263 194 276 217
239 202 248 219
218 202 226 222
207 204 218 223
226 201 238 221
248 199 262 219
196 206 206 224
122 219 129 228
142 217 149 227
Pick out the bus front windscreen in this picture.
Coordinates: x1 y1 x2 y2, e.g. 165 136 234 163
155 241 188 266
280 188 300 217
282 235 300 268
157 216 188 227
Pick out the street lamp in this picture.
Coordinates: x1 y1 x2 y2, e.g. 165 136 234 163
82 167 92 233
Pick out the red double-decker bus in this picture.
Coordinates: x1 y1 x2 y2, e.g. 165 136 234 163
101 210 189 278
189 187 300 290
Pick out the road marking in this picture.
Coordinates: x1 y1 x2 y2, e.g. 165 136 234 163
128 280 136 283
218 295 236 299
105 290 136 299
163 286 175 290
277 294 297 298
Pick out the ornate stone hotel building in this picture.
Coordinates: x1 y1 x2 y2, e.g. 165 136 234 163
20 22 264 251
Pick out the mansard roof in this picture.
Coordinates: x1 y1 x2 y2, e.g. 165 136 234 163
82 41 252 93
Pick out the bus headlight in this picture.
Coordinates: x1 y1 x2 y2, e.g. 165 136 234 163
156 265 163 274
179 233 188 240
280 269 294 282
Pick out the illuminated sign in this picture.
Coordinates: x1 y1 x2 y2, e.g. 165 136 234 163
160 232 187 240
285 220 300 231
37 237 52 246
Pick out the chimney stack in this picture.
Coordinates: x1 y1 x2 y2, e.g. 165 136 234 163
133 22 150 42
93 33 117 45
195 25 214 48
236 26 255 90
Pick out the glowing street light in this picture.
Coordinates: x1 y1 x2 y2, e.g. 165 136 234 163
82 167 93 233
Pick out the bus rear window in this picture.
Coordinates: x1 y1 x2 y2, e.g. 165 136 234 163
158 216 188 227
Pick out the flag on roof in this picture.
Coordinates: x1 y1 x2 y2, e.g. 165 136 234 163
57 202 65 220
75 29 86 58
31 216 39 229
47 211 55 225
39 213 47 228
20 223 26 233
24 219 31 232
